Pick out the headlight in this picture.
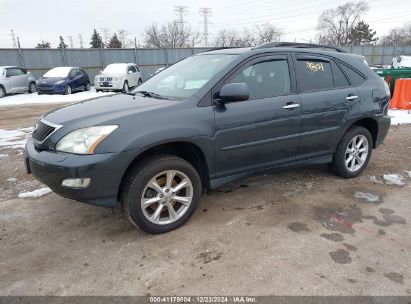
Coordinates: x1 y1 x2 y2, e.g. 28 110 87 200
113 77 120 82
55 80 65 85
56 125 118 154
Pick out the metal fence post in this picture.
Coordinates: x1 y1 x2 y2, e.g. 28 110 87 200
100 45 104 69
370 44 375 66
16 37 24 68
381 43 386 66
134 38 138 65
164 48 169 67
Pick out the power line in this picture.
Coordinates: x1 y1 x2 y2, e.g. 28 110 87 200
67 35 74 48
199 7 212 47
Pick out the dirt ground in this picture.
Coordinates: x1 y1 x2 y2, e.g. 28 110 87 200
0 103 411 296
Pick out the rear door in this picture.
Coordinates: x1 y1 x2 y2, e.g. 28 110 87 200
293 54 361 160
213 54 301 178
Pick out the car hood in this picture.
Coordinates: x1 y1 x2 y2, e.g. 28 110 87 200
43 94 177 126
38 77 67 84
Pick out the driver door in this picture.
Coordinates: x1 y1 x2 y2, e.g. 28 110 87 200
213 54 301 178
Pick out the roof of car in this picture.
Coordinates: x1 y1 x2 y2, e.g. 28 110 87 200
0 66 19 69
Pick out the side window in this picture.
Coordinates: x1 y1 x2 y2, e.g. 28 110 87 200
70 69 77 77
340 64 366 86
76 69 83 77
331 61 350 88
6 68 24 77
296 59 334 91
228 59 291 100
135 65 140 73
128 66 135 73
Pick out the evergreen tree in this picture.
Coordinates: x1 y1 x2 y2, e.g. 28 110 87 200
35 40 51 48
107 33 122 48
348 21 377 45
58 36 68 49
90 29 104 48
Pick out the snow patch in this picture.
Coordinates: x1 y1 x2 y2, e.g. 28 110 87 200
0 154 8 158
389 110 411 125
18 187 52 198
354 191 379 202
6 177 17 182
0 127 32 149
0 88 115 107
383 174 405 186
404 171 411 178
369 176 383 184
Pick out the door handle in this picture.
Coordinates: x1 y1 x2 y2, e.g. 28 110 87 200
346 95 359 101
282 103 300 110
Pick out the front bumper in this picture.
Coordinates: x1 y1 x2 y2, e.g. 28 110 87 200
375 114 391 147
24 139 135 207
37 85 66 94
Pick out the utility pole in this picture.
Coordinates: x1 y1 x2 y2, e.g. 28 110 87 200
100 28 110 45
118 29 128 48
174 5 188 30
199 8 212 47
78 34 84 48
68 35 74 48
10 30 17 48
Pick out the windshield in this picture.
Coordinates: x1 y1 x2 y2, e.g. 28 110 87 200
132 54 238 99
44 67 71 78
103 64 127 74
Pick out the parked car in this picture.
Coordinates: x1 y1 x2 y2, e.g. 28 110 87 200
392 55 411 69
94 63 142 93
0 66 37 98
37 67 90 95
25 42 391 234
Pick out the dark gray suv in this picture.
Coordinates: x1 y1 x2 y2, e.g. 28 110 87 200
24 43 391 234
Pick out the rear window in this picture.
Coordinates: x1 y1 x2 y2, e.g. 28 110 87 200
331 61 350 88
296 59 334 91
340 63 366 86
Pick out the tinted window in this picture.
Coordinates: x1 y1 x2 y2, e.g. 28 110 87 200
128 66 136 73
229 59 290 100
331 61 350 88
297 59 334 91
340 64 366 86
135 65 140 72
6 68 24 77
70 69 77 77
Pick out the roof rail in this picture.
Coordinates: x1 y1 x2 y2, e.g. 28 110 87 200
202 46 241 52
253 42 346 53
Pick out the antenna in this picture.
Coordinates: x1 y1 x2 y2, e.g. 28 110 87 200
199 8 212 47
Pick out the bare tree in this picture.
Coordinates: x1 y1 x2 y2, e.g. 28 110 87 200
213 29 244 47
144 21 200 48
317 1 369 45
381 24 411 46
255 23 282 44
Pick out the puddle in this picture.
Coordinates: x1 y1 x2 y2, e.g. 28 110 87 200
329 249 352 264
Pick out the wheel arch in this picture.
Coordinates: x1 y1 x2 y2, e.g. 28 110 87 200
0 84 6 94
349 117 379 148
118 141 211 202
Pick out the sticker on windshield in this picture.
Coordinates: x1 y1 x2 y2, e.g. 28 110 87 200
306 62 324 72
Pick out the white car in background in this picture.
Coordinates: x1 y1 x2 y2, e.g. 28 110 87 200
0 66 37 98
94 63 142 93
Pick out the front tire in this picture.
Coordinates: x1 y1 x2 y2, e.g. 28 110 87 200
65 85 72 95
331 126 373 178
121 155 202 234
0 86 5 98
84 82 90 91
122 81 129 93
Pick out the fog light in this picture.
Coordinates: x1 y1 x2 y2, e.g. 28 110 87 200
61 178 91 188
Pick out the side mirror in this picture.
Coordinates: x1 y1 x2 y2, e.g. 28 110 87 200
218 83 249 103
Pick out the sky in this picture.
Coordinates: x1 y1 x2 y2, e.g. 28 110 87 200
1 0 410 48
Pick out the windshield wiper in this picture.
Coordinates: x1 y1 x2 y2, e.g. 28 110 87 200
132 90 169 100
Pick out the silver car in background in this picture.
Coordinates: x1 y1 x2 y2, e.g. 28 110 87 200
0 66 37 98
94 63 142 93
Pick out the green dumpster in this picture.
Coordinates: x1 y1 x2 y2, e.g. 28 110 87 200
374 68 411 95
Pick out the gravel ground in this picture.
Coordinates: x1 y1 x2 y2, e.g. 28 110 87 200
0 103 410 296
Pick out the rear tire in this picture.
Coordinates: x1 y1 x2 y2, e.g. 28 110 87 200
330 126 373 178
28 82 37 93
138 78 143 85
121 155 202 234
85 82 90 91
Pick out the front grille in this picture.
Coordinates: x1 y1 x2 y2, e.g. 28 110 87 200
99 77 113 82
32 121 56 142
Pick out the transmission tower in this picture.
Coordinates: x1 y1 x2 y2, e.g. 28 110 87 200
68 35 74 48
10 30 17 48
78 34 84 48
199 8 212 47
174 5 188 29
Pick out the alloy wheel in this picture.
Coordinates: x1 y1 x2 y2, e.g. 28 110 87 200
345 135 369 172
140 170 193 225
